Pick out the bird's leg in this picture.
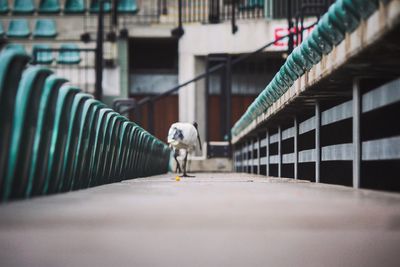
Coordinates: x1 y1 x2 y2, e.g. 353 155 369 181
182 150 195 177
174 149 182 173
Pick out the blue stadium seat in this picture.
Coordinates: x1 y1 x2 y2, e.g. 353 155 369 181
0 49 31 200
0 0 9 14
13 0 35 14
90 0 111 13
38 0 61 14
4 44 27 53
32 44 53 64
7 19 31 38
64 0 85 14
118 0 138 14
57 44 81 64
33 19 57 38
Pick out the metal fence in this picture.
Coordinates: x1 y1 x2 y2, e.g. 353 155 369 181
266 0 335 19
234 78 400 192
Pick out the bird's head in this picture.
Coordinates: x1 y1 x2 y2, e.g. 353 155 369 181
193 122 198 129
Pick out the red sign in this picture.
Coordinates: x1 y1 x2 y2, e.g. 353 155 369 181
274 26 314 47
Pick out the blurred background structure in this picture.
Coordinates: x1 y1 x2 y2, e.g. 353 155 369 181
1 1 400 266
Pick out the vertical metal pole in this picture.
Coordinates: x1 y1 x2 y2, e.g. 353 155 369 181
233 147 236 171
294 116 298 180
244 141 248 173
266 130 270 177
287 0 293 53
205 57 210 149
353 79 361 189
315 101 321 183
257 135 261 175
148 100 154 134
241 144 245 173
226 55 232 142
220 61 227 140
111 0 118 27
231 0 238 34
95 0 104 100
278 126 282 177
171 0 184 37
250 139 254 173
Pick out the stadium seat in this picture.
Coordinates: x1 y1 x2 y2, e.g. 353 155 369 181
104 115 127 183
0 49 30 201
240 0 264 10
90 0 111 13
32 44 53 64
27 75 67 197
42 85 80 194
64 0 85 14
117 0 138 14
0 0 9 14
4 67 53 199
115 122 132 179
97 112 118 183
70 100 106 190
13 0 35 14
88 108 113 186
57 43 81 64
58 93 93 192
4 44 26 53
33 19 57 38
38 0 61 14
7 19 31 38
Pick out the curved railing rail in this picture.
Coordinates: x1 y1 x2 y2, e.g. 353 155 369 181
0 48 170 202
231 0 391 138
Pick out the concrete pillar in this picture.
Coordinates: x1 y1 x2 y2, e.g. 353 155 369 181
178 53 196 123
194 57 207 151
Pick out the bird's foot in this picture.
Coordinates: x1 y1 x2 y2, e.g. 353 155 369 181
180 174 195 178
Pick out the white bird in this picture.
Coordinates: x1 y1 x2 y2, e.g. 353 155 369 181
167 122 202 177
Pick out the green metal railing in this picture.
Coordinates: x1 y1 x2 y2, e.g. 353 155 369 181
0 48 170 202
232 0 391 138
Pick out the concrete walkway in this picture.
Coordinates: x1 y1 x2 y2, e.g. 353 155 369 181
0 173 400 267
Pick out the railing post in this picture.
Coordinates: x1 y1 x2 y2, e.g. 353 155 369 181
241 143 245 173
278 126 282 177
148 100 154 135
111 0 118 27
209 0 220 23
294 116 298 180
266 130 270 177
287 0 294 53
315 100 321 183
353 78 361 189
171 0 184 38
226 55 232 142
251 139 255 173
231 0 238 34
95 0 104 100
257 135 261 175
